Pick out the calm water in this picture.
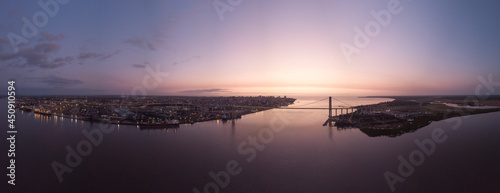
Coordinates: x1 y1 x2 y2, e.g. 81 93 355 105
2 97 500 193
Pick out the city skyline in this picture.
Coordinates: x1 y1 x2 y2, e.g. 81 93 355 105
1 0 500 96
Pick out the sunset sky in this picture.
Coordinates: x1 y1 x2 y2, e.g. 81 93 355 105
1 0 499 96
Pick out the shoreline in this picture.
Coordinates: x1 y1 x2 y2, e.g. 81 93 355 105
334 97 500 137
13 96 295 129
19 107 276 128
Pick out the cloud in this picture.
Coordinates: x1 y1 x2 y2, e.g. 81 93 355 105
172 55 202 66
0 38 8 52
102 50 121 60
132 61 151 69
132 64 147 68
39 32 65 42
50 56 74 67
0 42 71 68
77 50 121 64
123 37 157 51
0 42 119 68
0 32 119 69
31 76 84 87
78 52 104 60
179 88 230 94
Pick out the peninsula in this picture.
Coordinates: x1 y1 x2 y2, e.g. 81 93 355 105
14 95 296 127
334 96 500 137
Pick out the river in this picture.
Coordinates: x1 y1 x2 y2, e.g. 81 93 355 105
2 96 499 193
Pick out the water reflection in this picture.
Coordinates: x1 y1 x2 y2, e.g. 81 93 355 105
231 119 236 139
139 126 179 136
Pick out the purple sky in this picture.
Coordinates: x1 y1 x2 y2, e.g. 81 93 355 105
1 0 499 96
